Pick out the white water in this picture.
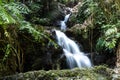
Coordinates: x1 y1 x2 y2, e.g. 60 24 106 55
64 13 71 23
55 30 92 69
60 21 67 31
60 13 71 31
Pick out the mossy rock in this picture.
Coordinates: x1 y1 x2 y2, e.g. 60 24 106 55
1 66 117 80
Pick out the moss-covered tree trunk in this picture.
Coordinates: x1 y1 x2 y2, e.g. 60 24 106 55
116 42 120 67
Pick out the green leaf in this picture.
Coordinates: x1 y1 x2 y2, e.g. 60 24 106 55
105 27 117 36
0 5 16 25
3 44 11 62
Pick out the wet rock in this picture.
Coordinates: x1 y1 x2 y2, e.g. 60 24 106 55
1 66 116 80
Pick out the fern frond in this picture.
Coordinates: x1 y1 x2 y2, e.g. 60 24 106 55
0 5 16 25
4 2 30 21
19 21 44 41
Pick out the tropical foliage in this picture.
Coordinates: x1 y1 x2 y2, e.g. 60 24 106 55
0 0 56 76
95 0 120 50
0 0 120 77
77 0 120 51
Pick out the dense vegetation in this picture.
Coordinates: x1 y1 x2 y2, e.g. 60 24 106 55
0 0 120 77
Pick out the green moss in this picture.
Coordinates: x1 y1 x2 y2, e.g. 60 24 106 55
0 66 115 80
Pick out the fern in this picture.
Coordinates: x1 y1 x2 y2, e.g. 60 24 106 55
4 2 30 21
5 2 30 14
19 21 58 48
0 5 16 25
96 22 120 50
19 21 44 41
0 2 30 25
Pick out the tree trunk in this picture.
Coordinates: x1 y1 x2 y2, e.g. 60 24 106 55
116 42 120 67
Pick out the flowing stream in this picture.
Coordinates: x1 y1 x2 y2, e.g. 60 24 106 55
54 11 92 68
60 13 71 31
55 30 92 68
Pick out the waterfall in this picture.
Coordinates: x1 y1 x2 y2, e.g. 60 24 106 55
60 21 67 31
54 30 92 69
64 13 71 23
53 8 91 69
60 13 71 31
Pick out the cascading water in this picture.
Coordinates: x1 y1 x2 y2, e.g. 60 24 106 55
53 8 91 69
60 13 71 31
55 30 92 69
64 13 71 23
60 21 67 31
